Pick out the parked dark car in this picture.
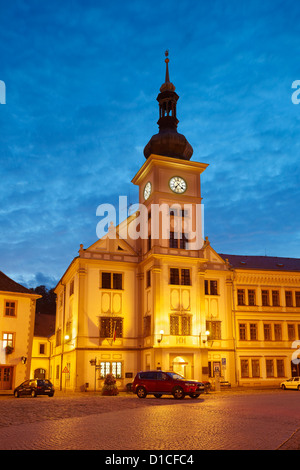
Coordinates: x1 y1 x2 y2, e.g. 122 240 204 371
132 370 205 399
14 379 55 398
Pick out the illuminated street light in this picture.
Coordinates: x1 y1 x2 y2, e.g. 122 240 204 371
157 330 164 343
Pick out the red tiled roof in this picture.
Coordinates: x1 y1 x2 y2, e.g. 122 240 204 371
0 270 33 294
219 254 300 271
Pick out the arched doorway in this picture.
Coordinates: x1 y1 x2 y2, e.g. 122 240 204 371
172 356 188 378
34 368 46 379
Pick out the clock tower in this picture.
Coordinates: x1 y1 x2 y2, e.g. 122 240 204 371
132 51 208 255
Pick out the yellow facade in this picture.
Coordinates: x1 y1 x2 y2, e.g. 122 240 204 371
51 154 300 391
51 57 300 392
0 272 40 392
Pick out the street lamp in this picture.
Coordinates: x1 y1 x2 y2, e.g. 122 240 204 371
200 330 210 344
157 330 164 343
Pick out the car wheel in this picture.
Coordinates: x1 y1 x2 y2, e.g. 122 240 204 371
136 386 147 398
154 394 162 398
298 385 300 391
281 384 286 390
189 393 200 399
48 393 54 397
173 386 185 399
31 390 36 398
14 390 19 398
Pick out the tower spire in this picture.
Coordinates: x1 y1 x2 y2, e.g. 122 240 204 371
143 51 193 161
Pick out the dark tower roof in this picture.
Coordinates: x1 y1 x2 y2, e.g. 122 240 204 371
144 51 193 161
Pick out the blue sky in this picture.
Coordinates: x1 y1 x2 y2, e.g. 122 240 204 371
1 0 300 288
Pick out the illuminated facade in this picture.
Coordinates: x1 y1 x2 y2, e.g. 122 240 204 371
52 55 300 391
0 271 40 392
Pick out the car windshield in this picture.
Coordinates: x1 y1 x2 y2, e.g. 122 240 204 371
167 372 185 380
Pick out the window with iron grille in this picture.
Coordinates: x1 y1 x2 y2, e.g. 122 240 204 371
100 317 123 338
170 314 191 336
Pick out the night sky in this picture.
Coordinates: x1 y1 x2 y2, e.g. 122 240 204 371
1 0 300 288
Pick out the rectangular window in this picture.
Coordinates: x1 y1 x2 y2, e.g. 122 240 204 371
210 280 218 295
169 231 188 249
264 324 272 341
181 269 191 286
285 291 293 307
2 333 14 348
170 315 191 336
288 324 296 341
143 316 151 337
69 279 74 296
148 234 151 251
206 321 222 340
237 289 245 306
241 360 249 378
266 359 274 377
296 292 300 307
100 361 122 379
274 324 282 341
169 268 191 286
272 290 280 307
248 289 256 306
4 301 16 317
100 317 123 338
276 359 285 378
146 270 151 288
56 328 62 347
239 324 247 341
205 280 218 295
250 323 258 341
262 290 269 306
170 268 180 285
39 343 46 355
252 359 260 378
101 272 123 290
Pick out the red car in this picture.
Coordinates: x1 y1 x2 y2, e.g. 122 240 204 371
132 370 205 399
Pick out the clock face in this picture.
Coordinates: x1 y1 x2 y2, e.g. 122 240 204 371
169 176 187 194
143 181 152 200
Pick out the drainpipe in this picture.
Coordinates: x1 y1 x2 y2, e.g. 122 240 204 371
230 269 239 386
60 282 66 391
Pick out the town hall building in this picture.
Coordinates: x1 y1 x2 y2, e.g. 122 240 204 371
50 53 300 392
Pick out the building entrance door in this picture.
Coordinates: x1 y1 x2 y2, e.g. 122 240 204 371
171 356 192 378
0 366 13 390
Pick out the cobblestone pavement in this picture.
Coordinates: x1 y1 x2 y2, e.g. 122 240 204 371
0 388 299 450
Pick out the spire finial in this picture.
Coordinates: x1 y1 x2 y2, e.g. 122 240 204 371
164 50 170 83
